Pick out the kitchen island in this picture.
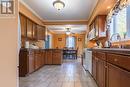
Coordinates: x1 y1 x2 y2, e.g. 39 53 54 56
19 48 63 77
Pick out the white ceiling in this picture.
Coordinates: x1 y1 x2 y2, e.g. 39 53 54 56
21 0 98 21
47 25 87 34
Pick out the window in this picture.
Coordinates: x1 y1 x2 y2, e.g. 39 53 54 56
110 6 130 39
66 36 76 48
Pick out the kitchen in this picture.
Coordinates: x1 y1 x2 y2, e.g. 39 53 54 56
0 0 130 87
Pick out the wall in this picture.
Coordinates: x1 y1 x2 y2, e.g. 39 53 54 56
53 34 85 56
0 0 18 87
53 34 66 49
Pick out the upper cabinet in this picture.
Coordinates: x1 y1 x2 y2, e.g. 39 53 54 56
20 14 27 47
19 13 46 47
37 25 46 40
27 19 33 40
95 15 106 38
88 15 106 40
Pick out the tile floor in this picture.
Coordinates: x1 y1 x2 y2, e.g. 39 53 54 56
19 59 98 87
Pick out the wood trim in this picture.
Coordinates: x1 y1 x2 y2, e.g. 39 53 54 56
43 21 88 25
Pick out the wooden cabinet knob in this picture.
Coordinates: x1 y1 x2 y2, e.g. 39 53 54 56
114 58 118 62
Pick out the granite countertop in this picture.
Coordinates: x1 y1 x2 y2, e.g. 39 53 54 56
92 48 130 55
20 48 63 51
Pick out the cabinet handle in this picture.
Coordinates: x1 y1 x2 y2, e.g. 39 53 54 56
105 66 108 69
114 58 118 62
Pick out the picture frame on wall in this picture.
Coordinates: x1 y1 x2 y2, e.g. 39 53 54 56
58 38 62 41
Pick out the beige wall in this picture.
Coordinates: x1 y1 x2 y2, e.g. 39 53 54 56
0 0 18 87
53 34 85 56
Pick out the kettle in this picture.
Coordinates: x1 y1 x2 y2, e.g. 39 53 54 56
104 41 111 48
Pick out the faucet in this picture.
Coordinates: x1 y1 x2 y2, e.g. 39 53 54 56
110 33 122 48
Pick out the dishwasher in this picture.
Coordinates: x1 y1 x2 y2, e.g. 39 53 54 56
83 48 92 74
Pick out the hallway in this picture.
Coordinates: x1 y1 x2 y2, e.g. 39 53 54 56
19 60 97 87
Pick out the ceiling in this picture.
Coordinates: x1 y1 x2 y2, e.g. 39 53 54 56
21 0 98 21
47 25 87 34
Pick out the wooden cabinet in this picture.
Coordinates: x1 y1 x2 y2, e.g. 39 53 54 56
97 59 106 87
92 49 130 87
32 23 37 40
45 50 53 64
19 49 35 77
19 49 45 77
52 50 63 64
19 49 63 77
88 15 106 40
92 52 106 87
34 51 42 70
95 15 106 38
19 14 27 47
41 50 45 66
28 51 35 74
92 55 97 80
107 63 130 87
19 13 46 47
37 25 46 40
45 49 63 65
27 19 33 40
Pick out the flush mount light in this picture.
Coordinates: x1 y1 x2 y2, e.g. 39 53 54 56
53 0 65 10
66 28 71 35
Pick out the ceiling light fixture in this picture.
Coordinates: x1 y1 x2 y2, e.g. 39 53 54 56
66 28 71 35
53 0 65 10
66 31 71 35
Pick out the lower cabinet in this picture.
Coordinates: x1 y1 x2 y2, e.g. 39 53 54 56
52 50 63 64
34 51 42 70
92 50 130 87
45 49 63 65
19 49 35 77
19 49 63 77
28 51 35 73
107 63 130 87
45 50 53 64
92 55 97 80
97 59 106 87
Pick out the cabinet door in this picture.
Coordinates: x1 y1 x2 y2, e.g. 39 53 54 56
19 14 27 47
97 59 106 87
45 50 52 64
120 68 130 87
92 55 97 80
28 53 35 73
107 63 130 87
27 19 33 40
41 51 45 66
53 52 61 64
35 53 41 70
32 23 37 40
42 26 46 40
37 25 46 40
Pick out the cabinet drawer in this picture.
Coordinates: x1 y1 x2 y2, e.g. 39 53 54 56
107 53 130 71
96 52 106 61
